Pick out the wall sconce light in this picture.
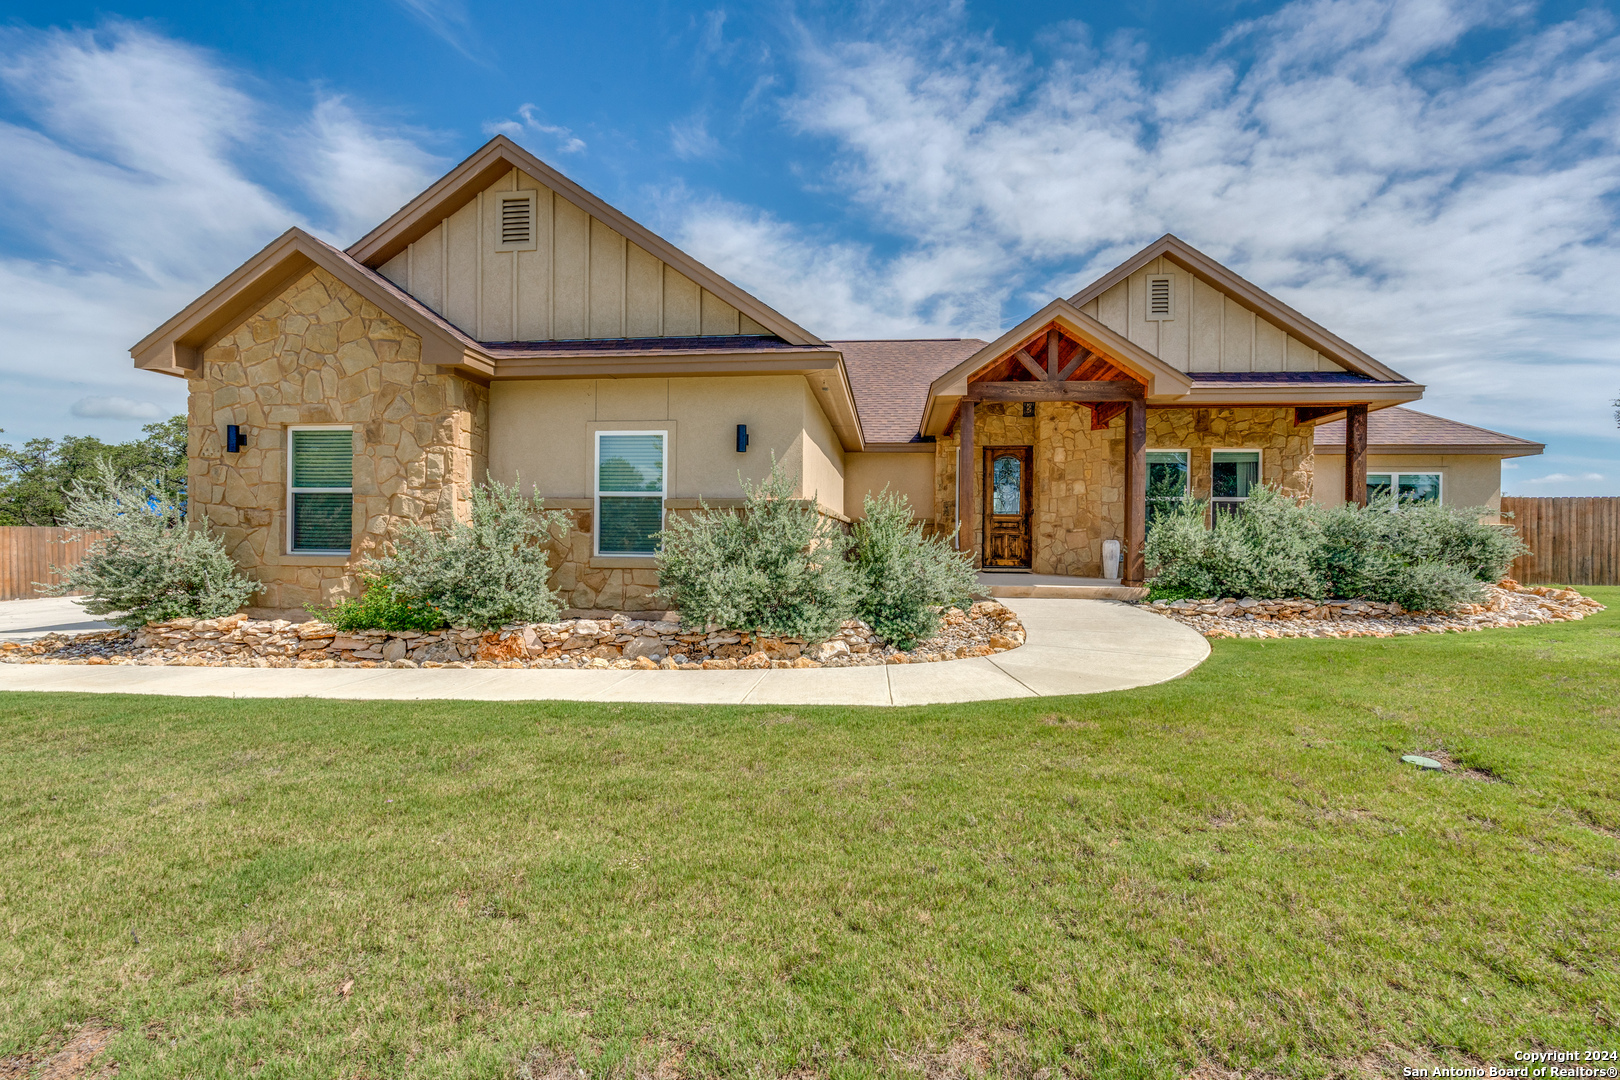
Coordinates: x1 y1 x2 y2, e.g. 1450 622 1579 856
226 425 247 453
1022 402 1036 417
736 424 750 453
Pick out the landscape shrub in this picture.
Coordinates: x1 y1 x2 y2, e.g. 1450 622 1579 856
656 460 860 641
316 575 446 632
369 477 570 630
850 488 977 648
1144 486 1528 611
44 462 256 628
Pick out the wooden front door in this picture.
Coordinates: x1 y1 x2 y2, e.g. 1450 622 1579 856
983 446 1032 568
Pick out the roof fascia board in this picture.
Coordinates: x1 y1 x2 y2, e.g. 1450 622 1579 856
1315 443 1546 458
345 136 825 348
1068 234 1408 383
488 349 842 380
927 299 1194 399
131 228 475 376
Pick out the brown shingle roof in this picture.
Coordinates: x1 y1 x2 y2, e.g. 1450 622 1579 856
833 339 989 444
1315 406 1543 456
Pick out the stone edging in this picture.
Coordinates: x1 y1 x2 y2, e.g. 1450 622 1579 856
0 602 1026 671
1139 580 1604 639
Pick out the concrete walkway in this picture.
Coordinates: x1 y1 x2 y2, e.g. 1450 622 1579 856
0 598 1209 706
0 597 116 642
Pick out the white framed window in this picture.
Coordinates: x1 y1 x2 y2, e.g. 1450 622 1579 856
495 191 538 252
287 426 354 555
595 431 666 556
1145 274 1175 320
1211 449 1261 518
1368 472 1442 505
1147 449 1190 526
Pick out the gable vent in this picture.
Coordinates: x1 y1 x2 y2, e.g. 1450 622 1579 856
499 196 533 246
1146 275 1174 320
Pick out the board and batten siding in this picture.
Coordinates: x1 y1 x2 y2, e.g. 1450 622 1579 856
377 167 772 343
1078 256 1345 374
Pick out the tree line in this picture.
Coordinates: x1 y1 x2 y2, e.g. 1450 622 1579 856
0 415 187 526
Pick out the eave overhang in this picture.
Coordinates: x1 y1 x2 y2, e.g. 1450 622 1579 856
1315 441 1544 458
921 299 1194 435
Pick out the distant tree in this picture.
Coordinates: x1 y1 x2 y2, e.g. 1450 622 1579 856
0 415 188 526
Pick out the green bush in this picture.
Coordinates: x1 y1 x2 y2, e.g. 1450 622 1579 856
656 460 860 641
851 488 977 648
1144 486 1528 611
44 462 256 628
315 576 446 632
369 477 571 630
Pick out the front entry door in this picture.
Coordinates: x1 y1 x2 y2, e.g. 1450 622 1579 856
983 446 1032 568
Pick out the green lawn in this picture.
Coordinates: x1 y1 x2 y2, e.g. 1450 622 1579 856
2 589 1617 1079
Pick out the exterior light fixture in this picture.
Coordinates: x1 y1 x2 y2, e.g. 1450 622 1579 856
736 424 750 453
226 425 246 453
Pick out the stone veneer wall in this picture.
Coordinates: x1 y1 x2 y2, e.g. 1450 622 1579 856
935 404 1313 577
190 267 488 615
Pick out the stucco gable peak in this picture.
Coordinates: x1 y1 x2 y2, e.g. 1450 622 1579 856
343 135 823 348
1068 234 1407 383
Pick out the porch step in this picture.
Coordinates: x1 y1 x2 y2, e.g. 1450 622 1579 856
984 583 1149 602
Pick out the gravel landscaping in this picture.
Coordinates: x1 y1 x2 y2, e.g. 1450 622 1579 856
0 601 1026 670
1141 579 1604 639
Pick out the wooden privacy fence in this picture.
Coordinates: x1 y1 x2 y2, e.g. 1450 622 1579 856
0 528 111 601
1501 497 1620 586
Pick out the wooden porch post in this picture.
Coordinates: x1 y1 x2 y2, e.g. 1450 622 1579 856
1123 397 1146 586
956 401 975 560
1344 403 1368 507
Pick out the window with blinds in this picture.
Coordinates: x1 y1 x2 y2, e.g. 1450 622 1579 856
288 427 353 554
595 432 666 556
495 193 537 251
1146 275 1174 320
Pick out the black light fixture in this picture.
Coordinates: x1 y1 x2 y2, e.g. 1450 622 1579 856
226 424 246 453
736 424 750 453
1022 402 1036 417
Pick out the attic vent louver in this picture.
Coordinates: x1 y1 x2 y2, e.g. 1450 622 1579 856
501 197 532 243
1146 275 1174 320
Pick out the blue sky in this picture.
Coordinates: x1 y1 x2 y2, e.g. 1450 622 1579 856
1 0 1618 494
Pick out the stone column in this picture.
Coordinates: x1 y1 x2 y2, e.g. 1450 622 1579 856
1123 397 1147 586
956 400 975 561
1344 403 1368 507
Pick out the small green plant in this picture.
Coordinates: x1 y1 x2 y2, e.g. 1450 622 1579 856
368 476 570 630
43 461 256 628
656 459 860 641
850 488 977 648
314 576 446 632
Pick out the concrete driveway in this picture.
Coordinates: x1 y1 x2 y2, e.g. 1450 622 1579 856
0 597 117 642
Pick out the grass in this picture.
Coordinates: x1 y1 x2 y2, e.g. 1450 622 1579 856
1 589 1617 1079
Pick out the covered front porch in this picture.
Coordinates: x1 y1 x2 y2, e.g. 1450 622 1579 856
924 300 1395 587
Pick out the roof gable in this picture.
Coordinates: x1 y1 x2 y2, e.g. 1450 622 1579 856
347 136 822 347
1069 235 1407 382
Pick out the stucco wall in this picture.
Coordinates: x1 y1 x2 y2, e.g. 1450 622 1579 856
1315 452 1505 519
487 374 845 611
844 452 935 521
188 267 488 616
935 404 1312 577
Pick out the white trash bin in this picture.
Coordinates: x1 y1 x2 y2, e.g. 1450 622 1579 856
1101 538 1121 580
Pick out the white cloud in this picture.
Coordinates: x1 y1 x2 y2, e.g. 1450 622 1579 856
1523 471 1606 484
389 0 484 64
69 395 165 420
0 22 446 442
671 0 1620 456
485 104 586 154
670 112 723 161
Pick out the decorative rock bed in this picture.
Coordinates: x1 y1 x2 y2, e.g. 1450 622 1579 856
0 602 1026 671
1140 580 1604 639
